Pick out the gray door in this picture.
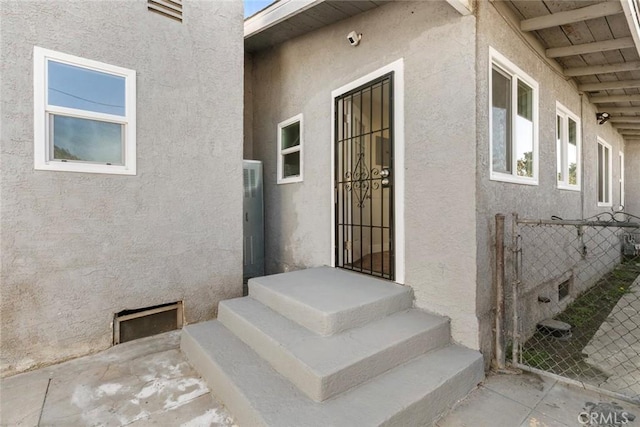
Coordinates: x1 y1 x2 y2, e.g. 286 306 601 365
334 73 394 280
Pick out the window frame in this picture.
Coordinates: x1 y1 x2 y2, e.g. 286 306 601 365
597 138 613 207
33 46 136 175
489 47 539 186
276 113 303 184
555 102 581 192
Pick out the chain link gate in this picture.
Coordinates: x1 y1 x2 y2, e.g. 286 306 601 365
506 212 640 403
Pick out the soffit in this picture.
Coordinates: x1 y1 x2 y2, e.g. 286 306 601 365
502 0 640 143
245 1 391 53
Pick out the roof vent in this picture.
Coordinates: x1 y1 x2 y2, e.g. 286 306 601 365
148 0 183 22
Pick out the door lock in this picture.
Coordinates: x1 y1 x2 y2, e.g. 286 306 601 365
380 169 390 178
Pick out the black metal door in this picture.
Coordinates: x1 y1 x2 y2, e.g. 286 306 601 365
335 73 394 280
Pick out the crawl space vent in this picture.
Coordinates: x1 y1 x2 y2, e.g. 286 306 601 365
114 301 183 344
148 0 183 22
558 279 570 301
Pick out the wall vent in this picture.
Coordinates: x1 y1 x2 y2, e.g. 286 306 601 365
148 0 183 22
558 279 570 301
114 301 183 344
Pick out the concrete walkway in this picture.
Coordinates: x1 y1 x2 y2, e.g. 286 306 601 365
0 332 235 426
584 275 640 398
2 331 639 427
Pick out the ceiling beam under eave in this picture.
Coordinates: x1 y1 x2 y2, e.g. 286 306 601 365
621 0 640 58
591 94 640 103
599 107 640 113
565 61 640 77
445 0 473 15
521 2 623 32
546 37 635 58
615 124 640 130
579 80 640 91
611 117 640 123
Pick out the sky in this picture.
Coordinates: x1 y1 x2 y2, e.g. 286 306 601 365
245 0 275 18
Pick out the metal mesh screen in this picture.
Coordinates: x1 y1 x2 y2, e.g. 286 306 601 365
507 212 640 402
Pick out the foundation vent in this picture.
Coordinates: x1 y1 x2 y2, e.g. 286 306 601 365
114 301 183 344
148 0 183 22
558 279 570 301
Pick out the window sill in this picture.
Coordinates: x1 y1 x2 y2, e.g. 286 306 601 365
557 184 580 192
490 172 538 186
277 176 303 185
35 161 136 175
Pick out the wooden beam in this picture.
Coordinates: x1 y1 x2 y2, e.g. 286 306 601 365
521 2 623 32
546 37 635 58
615 124 640 130
579 80 640 91
565 61 640 77
621 0 640 59
591 94 640 103
610 117 640 123
600 107 640 113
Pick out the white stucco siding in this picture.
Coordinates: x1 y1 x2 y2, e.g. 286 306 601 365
0 0 244 376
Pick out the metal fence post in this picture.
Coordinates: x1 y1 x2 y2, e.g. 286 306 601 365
511 212 520 366
495 214 506 369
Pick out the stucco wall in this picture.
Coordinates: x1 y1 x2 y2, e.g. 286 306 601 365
626 143 640 215
249 1 480 349
0 0 244 376
475 0 627 362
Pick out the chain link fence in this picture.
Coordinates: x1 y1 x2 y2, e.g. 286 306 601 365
505 212 640 403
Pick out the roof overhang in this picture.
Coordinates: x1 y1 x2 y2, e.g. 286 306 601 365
499 0 640 144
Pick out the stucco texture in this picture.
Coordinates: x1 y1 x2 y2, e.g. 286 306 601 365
249 1 480 350
0 0 244 376
474 0 627 363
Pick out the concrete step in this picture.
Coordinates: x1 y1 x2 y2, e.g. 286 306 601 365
247 266 413 336
218 296 450 402
182 320 484 427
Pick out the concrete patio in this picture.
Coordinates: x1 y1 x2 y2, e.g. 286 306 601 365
1 330 639 427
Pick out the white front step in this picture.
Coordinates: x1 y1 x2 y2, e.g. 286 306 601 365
218 296 450 402
248 266 413 336
182 320 483 427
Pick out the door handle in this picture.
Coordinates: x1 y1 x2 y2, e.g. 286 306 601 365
380 169 390 178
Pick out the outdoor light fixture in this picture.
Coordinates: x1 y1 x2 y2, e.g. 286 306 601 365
596 112 611 125
347 31 362 46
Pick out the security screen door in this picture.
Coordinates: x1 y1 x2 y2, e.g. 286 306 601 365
334 73 394 280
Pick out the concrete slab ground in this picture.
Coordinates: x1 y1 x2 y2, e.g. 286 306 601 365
0 331 235 427
2 330 638 427
438 371 640 427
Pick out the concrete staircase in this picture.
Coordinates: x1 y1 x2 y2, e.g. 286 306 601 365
181 266 484 426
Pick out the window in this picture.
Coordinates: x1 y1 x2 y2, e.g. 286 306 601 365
277 114 303 184
490 48 539 185
620 151 625 208
34 47 136 175
597 138 612 207
556 103 581 191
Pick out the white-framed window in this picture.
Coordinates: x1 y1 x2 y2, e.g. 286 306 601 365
597 138 612 207
556 102 581 191
620 151 625 208
34 46 136 175
489 48 539 185
277 114 303 184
